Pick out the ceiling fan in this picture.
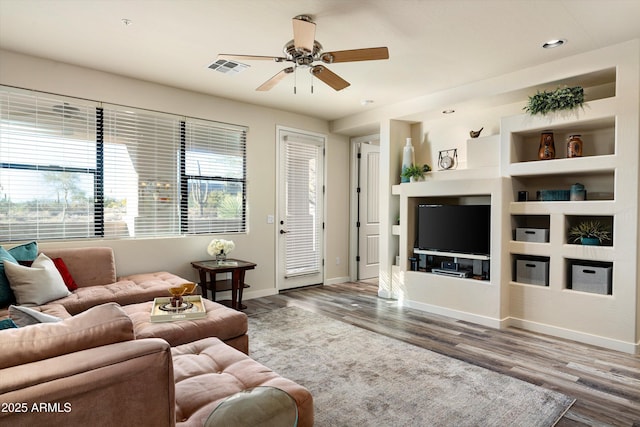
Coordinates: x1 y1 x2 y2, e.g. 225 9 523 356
216 15 389 92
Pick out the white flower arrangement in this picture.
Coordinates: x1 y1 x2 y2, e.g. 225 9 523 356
207 239 235 257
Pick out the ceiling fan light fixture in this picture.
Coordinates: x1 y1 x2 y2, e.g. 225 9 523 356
542 39 566 49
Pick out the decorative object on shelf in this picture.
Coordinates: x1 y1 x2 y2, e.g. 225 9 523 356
568 220 611 246
400 163 431 182
517 191 529 202
400 138 415 183
469 127 483 138
566 134 583 158
570 183 586 201
438 149 457 170
523 86 584 116
538 131 556 160
207 238 235 263
536 189 570 201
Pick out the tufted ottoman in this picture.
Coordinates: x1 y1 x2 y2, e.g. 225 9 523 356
122 299 249 353
172 337 314 427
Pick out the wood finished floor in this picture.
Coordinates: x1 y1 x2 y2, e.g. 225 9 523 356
243 281 640 427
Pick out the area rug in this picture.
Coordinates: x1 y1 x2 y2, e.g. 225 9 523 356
248 306 574 427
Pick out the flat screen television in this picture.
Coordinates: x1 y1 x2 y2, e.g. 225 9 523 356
416 204 491 256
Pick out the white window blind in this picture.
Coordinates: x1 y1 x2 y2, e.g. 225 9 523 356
102 105 181 237
284 136 323 277
184 118 247 233
0 86 248 242
0 88 98 241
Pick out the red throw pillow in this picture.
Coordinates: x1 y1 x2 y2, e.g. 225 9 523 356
51 258 78 291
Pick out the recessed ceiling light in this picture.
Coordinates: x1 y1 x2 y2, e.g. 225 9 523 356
542 39 566 49
121 18 132 27
442 109 455 114
360 99 374 106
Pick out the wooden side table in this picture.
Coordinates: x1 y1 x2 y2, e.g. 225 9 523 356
191 259 256 310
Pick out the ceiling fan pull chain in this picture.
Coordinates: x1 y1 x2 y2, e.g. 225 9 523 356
294 66 297 94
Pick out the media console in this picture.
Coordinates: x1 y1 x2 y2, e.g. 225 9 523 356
412 249 490 280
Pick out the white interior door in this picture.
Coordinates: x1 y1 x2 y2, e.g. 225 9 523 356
358 143 380 280
277 128 325 290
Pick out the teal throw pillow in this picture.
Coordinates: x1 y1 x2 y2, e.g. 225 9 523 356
0 318 18 330
0 241 38 307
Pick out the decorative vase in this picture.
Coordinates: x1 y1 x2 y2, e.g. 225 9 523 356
570 183 586 201
581 237 600 246
216 252 227 263
401 138 414 183
538 131 555 160
567 134 583 158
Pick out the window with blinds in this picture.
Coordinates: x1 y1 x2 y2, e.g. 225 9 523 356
102 105 181 238
184 118 247 233
0 86 248 241
0 89 98 241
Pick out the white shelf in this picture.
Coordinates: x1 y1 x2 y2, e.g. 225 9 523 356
510 200 617 215
507 155 616 177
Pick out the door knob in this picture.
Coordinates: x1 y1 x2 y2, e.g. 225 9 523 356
280 229 288 234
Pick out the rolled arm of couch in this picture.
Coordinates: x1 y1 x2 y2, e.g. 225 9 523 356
0 338 175 427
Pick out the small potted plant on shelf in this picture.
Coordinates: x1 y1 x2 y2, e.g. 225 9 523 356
401 164 431 182
568 220 611 246
524 86 585 116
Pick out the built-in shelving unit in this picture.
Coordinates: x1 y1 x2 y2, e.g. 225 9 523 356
384 41 639 353
500 59 639 352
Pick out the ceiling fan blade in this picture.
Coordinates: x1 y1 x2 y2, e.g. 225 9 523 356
310 65 350 91
320 47 389 63
256 67 294 91
292 15 316 53
218 54 286 62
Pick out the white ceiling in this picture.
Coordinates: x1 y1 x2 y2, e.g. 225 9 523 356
1 0 639 122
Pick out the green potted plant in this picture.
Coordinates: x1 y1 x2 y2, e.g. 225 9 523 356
524 86 585 116
401 164 431 182
568 220 611 246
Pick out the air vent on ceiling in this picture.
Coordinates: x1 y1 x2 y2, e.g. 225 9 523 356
208 59 250 74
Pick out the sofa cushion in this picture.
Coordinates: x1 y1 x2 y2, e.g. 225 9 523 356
41 247 117 288
50 271 190 315
4 253 71 306
9 305 63 327
123 298 248 348
0 302 134 369
0 241 38 306
172 337 314 427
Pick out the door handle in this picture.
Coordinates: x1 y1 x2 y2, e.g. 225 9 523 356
280 229 288 234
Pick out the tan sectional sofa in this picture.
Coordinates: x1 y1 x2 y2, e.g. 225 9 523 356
0 303 314 427
0 245 314 426
1 246 249 350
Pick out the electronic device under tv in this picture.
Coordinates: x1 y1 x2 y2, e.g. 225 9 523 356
416 204 491 257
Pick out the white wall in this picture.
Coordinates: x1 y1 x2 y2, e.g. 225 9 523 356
0 49 351 297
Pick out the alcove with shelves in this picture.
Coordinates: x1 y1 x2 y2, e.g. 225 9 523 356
395 176 507 327
499 53 638 352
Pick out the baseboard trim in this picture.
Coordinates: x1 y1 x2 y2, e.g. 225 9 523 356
402 299 503 329
325 276 350 286
506 317 639 354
